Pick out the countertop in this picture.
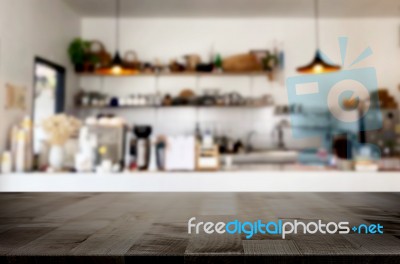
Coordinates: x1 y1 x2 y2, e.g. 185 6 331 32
0 169 399 192
0 192 398 260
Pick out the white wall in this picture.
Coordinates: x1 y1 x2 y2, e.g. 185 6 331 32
80 17 400 149
0 0 81 152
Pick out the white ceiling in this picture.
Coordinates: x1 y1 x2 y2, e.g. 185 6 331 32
63 0 400 18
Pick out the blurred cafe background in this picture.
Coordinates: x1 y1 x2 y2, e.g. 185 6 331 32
0 0 400 180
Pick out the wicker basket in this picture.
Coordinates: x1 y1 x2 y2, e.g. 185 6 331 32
123 50 141 70
88 40 112 68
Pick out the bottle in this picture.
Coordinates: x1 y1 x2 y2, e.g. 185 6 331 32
148 137 157 171
1 151 12 174
21 116 33 171
214 54 223 73
89 134 98 167
15 129 27 172
278 41 285 70
195 122 201 142
382 147 391 170
129 134 137 171
10 125 19 171
202 130 214 150
209 43 215 64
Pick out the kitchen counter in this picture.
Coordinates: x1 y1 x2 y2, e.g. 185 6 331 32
0 169 399 192
0 192 398 260
0 192 399 260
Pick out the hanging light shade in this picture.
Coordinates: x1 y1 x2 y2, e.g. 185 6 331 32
110 51 123 75
297 0 340 74
97 0 137 75
297 50 340 74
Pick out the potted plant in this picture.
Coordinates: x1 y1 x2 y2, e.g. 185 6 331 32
68 38 101 73
87 53 100 72
68 38 89 72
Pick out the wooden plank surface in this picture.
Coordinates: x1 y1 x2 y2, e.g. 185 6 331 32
127 222 189 255
242 240 301 255
0 227 56 255
291 234 371 255
0 192 398 263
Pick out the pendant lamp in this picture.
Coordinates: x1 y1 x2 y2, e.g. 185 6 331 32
110 0 123 74
98 0 137 75
297 0 340 74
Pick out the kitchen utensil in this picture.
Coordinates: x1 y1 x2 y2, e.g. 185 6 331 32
198 89 220 106
169 59 185 72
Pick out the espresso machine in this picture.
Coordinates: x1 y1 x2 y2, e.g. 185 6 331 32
131 126 152 171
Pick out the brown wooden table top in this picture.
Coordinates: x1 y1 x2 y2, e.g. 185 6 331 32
0 192 399 263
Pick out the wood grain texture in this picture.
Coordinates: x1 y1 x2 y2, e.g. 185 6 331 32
127 223 189 256
0 192 398 263
291 234 371 255
242 240 301 256
0 227 56 255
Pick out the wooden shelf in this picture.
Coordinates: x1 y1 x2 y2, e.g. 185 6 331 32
78 71 272 77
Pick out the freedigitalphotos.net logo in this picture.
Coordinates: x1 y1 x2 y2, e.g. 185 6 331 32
188 217 384 239
286 37 382 158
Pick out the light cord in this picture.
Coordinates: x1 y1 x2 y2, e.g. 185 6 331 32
315 0 320 49
115 0 120 51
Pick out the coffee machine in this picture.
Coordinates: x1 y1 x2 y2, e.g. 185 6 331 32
87 124 126 165
130 126 152 171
